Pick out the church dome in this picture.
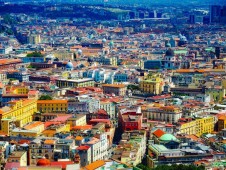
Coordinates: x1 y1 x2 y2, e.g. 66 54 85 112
66 61 74 69
109 41 114 47
165 48 174 56
102 38 107 43
77 49 82 55
166 43 171 47
159 134 177 141
37 158 51 166
150 34 155 39
180 36 187 42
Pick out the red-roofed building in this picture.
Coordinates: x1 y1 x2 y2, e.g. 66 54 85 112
119 110 142 132
76 145 91 167
50 161 74 170
87 109 110 121
89 119 111 127
153 129 165 138
4 162 20 170
71 125 93 130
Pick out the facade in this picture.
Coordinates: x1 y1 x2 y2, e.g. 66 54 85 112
76 145 91 167
37 100 68 113
218 115 226 131
0 59 22 70
54 139 75 160
100 100 116 119
85 134 108 162
27 34 41 44
0 99 37 135
177 116 215 136
102 84 126 96
139 74 164 95
7 151 27 167
56 78 94 88
7 71 30 82
98 56 117 66
112 130 146 166
1 94 28 107
0 46 13 54
145 106 182 124
147 143 213 168
29 138 56 165
195 116 215 137
68 97 100 114
114 72 128 82
0 141 11 159
0 72 7 83
66 114 87 127
119 111 142 132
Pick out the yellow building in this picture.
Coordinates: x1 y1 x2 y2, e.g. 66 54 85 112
221 79 226 90
6 85 29 95
178 116 214 137
24 121 44 134
37 100 68 113
61 71 70 79
139 73 164 95
0 99 37 134
7 151 27 166
11 128 39 138
42 124 70 137
179 120 196 135
66 114 86 126
195 116 214 137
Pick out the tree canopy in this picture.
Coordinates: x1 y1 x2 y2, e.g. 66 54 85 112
26 51 44 58
127 84 140 91
39 95 53 100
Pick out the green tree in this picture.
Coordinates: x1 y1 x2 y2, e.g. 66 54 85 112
39 95 52 100
127 84 140 91
27 51 43 58
136 163 151 170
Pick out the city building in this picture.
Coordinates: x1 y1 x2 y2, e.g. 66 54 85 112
0 99 37 135
56 78 95 88
37 100 68 113
139 73 164 95
102 84 127 96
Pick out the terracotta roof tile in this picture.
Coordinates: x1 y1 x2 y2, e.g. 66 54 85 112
85 160 105 170
153 129 165 138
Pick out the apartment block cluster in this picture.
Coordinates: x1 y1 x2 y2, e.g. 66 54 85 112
0 4 226 170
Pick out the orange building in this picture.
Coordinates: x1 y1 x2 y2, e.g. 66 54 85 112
218 115 226 131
